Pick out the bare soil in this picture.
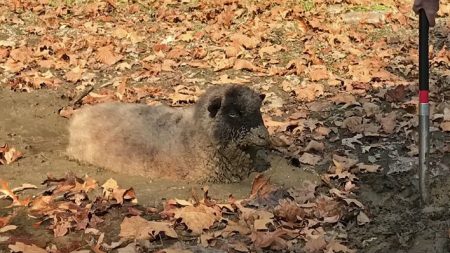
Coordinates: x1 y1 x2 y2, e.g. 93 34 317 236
0 1 449 252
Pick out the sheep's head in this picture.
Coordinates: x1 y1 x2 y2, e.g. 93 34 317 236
196 85 270 148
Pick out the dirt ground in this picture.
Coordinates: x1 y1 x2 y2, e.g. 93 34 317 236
0 0 450 252
2 80 450 253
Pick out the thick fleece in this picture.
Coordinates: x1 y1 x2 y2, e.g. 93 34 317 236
67 85 270 183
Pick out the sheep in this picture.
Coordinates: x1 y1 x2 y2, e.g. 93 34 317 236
66 85 270 183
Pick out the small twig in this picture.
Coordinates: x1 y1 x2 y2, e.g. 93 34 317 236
71 86 94 107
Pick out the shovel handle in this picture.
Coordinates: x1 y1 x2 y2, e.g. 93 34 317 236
419 9 429 93
418 9 430 204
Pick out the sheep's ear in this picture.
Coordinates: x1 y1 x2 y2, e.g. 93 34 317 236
259 94 266 101
207 97 222 118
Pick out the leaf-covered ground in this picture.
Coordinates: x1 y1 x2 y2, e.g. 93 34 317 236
0 0 450 252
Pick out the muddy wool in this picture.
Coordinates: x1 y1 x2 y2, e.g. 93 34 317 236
66 85 270 183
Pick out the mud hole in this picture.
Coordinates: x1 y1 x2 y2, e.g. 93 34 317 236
1 86 449 253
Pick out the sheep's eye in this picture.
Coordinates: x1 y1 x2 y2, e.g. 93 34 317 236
229 112 239 118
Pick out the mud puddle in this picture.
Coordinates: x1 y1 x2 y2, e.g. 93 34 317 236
0 88 319 205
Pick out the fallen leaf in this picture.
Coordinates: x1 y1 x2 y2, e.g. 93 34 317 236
341 116 363 133
330 93 358 107
357 211 370 225
299 153 322 166
341 134 363 149
362 102 380 117
65 66 84 83
357 163 381 173
287 181 317 204
59 106 76 118
304 140 325 153
174 205 220 234
304 236 326 253
0 144 23 165
213 58 235 71
234 59 263 72
378 112 397 134
385 85 406 102
259 45 284 58
9 242 47 253
96 45 122 66
230 33 260 49
326 240 357 253
0 225 17 233
0 180 29 207
251 229 288 250
308 65 329 81
440 122 450 132
161 59 177 72
229 242 249 252
119 216 177 240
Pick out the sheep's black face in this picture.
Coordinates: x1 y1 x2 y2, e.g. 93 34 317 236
207 86 269 148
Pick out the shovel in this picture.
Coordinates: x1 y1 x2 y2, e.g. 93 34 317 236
418 9 430 203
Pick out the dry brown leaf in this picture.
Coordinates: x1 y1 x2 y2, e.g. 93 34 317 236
314 126 331 137
299 153 322 166
221 220 251 237
96 45 122 66
378 112 397 134
357 211 370 225
251 229 288 250
233 59 262 72
249 174 276 199
274 200 305 222
286 59 306 75
0 180 29 207
65 66 84 83
341 116 363 133
308 65 329 81
440 122 450 132
385 85 406 102
174 205 220 234
230 33 260 49
59 106 76 118
225 46 240 58
10 47 33 63
330 94 358 107
295 83 324 102
362 102 380 117
332 155 358 170
253 210 274 230
101 178 119 199
3 59 25 73
357 163 380 173
0 144 23 165
259 45 284 58
213 58 235 71
9 242 47 253
0 215 12 228
54 221 70 237
119 216 177 240
304 236 326 253
326 240 357 253
161 59 177 72
0 225 17 233
229 242 249 252
212 74 251 85
287 181 317 204
0 48 9 59
304 140 325 153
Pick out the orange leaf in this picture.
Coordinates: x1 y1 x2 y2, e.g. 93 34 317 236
96 45 122 66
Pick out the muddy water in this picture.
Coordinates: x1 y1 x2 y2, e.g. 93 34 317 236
0 88 319 205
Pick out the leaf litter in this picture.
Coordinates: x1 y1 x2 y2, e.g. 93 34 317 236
0 0 448 252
